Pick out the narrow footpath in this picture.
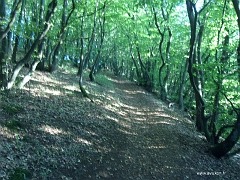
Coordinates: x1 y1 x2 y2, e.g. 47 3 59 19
80 74 238 180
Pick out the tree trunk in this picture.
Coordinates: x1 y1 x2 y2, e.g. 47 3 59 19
17 38 46 88
209 0 240 158
35 0 45 71
211 0 228 145
12 0 25 63
179 59 188 111
77 21 95 76
89 1 106 82
7 0 57 89
0 0 22 41
232 0 240 82
129 44 141 81
0 0 8 89
211 114 240 158
136 44 152 91
186 0 210 141
50 0 75 73
153 6 172 100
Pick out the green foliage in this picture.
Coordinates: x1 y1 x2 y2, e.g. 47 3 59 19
3 119 25 131
9 167 32 180
95 73 113 88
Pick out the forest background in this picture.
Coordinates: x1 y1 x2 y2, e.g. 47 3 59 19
1 0 240 159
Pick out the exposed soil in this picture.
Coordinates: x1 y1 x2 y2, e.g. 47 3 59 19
0 68 239 180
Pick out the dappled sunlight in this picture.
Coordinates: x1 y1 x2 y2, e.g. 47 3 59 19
118 110 128 117
119 121 132 129
75 137 92 145
41 125 68 135
118 128 138 135
63 84 78 91
104 114 119 123
117 102 138 111
133 117 147 121
31 72 61 86
123 89 148 95
108 78 126 84
0 127 16 139
44 88 62 96
148 120 175 125
145 111 165 116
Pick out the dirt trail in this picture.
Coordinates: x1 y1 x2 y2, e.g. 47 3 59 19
106 76 186 179
90 74 238 180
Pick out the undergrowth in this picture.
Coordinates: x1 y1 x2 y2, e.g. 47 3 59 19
95 74 113 88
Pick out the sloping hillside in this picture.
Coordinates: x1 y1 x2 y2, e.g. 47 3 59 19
0 68 239 180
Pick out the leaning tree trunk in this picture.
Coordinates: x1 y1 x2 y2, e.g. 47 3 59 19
0 0 22 41
17 38 46 88
50 0 75 73
7 0 57 89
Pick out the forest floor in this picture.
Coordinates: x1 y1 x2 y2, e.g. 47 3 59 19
0 67 240 180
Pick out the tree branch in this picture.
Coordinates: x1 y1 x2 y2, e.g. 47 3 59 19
221 92 239 116
198 0 211 15
0 0 22 41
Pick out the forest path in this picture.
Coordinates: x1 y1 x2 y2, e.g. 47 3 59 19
0 70 238 180
89 74 232 180
104 75 188 179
